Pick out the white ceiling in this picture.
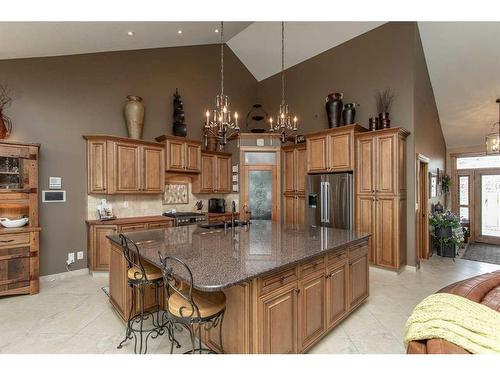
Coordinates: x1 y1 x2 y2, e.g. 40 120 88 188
0 22 251 60
227 22 384 81
418 22 500 149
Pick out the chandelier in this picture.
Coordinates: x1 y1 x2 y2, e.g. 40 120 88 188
269 22 298 143
204 21 239 150
485 99 500 154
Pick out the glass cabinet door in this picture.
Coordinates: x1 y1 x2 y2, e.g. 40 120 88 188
248 170 272 220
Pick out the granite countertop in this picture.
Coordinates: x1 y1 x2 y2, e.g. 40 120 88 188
107 220 369 292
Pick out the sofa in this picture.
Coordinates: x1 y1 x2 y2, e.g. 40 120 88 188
407 270 500 354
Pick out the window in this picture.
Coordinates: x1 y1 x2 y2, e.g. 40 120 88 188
458 175 470 222
456 155 500 170
244 152 276 164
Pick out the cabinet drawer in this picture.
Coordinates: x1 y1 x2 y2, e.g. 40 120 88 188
0 233 30 249
299 256 325 279
327 249 347 265
258 267 298 296
147 222 172 230
119 224 148 233
348 242 368 261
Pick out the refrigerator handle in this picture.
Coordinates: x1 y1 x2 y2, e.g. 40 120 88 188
324 181 330 224
320 181 325 223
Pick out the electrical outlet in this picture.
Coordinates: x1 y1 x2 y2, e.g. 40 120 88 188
67 252 75 265
77 251 84 260
123 201 128 208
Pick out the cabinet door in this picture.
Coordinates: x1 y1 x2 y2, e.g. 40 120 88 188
216 155 231 193
376 197 397 268
329 133 352 171
93 225 117 270
113 142 141 193
298 272 326 351
326 260 348 328
295 147 307 194
185 142 201 172
166 139 185 171
283 149 295 194
307 136 328 173
349 253 369 309
284 195 295 224
199 154 215 193
356 137 375 195
87 140 107 193
356 196 376 263
259 285 298 354
375 134 396 195
142 145 164 193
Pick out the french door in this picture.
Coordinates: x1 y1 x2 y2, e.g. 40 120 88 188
475 170 500 245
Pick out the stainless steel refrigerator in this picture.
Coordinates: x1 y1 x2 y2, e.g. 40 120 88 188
305 173 353 229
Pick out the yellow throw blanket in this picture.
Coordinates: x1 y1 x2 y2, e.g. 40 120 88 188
404 292 500 354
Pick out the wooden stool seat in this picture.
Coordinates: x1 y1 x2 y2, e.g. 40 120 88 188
127 264 162 281
168 287 226 319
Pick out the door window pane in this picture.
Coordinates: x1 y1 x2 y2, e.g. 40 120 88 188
459 207 469 221
459 176 469 205
248 170 272 220
481 174 500 237
244 152 276 164
457 155 500 169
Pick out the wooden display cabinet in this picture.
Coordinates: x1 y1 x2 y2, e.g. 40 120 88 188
155 134 201 173
0 141 40 297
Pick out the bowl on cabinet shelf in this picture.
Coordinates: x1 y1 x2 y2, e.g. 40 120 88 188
0 217 29 228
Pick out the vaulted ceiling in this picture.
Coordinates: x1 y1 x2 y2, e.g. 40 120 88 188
1 21 498 149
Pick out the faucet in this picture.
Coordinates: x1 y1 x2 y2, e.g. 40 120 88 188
231 200 236 227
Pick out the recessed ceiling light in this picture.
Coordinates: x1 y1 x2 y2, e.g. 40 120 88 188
177 30 182 34
215 29 219 33
127 31 134 36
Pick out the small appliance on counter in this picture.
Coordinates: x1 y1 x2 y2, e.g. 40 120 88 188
162 211 207 226
208 198 226 213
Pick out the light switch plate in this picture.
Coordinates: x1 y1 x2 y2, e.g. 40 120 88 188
49 177 62 189
77 251 84 260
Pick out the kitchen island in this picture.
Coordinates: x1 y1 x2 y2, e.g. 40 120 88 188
107 220 370 354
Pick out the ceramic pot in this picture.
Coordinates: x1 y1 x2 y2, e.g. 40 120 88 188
0 109 12 139
369 118 376 131
325 93 343 128
124 95 145 139
378 112 391 129
342 103 357 125
205 134 218 152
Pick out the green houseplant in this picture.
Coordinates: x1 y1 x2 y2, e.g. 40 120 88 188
429 210 464 258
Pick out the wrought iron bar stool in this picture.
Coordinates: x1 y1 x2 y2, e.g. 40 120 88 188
116 234 178 354
159 253 226 354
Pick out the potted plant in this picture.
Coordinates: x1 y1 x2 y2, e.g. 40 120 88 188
429 210 464 258
0 84 13 139
375 88 395 129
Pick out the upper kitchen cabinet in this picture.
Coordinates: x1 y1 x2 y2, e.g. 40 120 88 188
84 135 165 194
355 127 409 196
283 144 306 195
192 151 231 194
155 135 201 173
305 124 367 174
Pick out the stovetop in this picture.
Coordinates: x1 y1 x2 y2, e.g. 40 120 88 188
162 211 205 218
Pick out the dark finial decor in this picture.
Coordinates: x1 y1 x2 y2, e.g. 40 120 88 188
172 88 187 137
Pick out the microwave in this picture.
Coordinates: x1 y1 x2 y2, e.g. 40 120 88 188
208 198 226 213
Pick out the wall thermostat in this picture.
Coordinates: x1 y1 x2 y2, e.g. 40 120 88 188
256 138 265 147
49 177 62 189
42 190 66 203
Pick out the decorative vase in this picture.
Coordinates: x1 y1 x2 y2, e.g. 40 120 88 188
0 109 12 139
325 93 343 128
378 112 390 129
205 134 218 152
342 103 357 125
172 89 187 137
374 117 380 130
368 117 376 131
123 95 145 139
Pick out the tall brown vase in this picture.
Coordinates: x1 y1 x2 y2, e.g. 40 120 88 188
123 95 145 139
0 109 12 139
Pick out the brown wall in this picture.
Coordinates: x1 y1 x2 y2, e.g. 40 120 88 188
0 44 257 276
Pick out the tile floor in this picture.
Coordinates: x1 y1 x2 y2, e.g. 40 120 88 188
0 256 498 354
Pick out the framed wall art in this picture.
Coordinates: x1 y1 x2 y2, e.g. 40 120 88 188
163 183 189 205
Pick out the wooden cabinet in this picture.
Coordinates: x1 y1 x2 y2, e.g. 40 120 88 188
298 271 326 351
306 124 366 174
86 217 173 271
192 151 231 194
258 284 298 354
0 141 40 297
155 135 201 173
326 259 348 328
355 128 409 270
282 144 306 225
84 135 165 194
349 244 369 309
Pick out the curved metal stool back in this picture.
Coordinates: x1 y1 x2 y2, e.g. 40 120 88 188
116 234 167 354
159 253 226 354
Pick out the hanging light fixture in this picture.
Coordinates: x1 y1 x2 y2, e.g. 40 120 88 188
204 21 239 150
485 99 500 154
269 22 298 143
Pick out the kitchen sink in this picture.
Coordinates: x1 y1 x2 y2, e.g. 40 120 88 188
198 220 250 229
